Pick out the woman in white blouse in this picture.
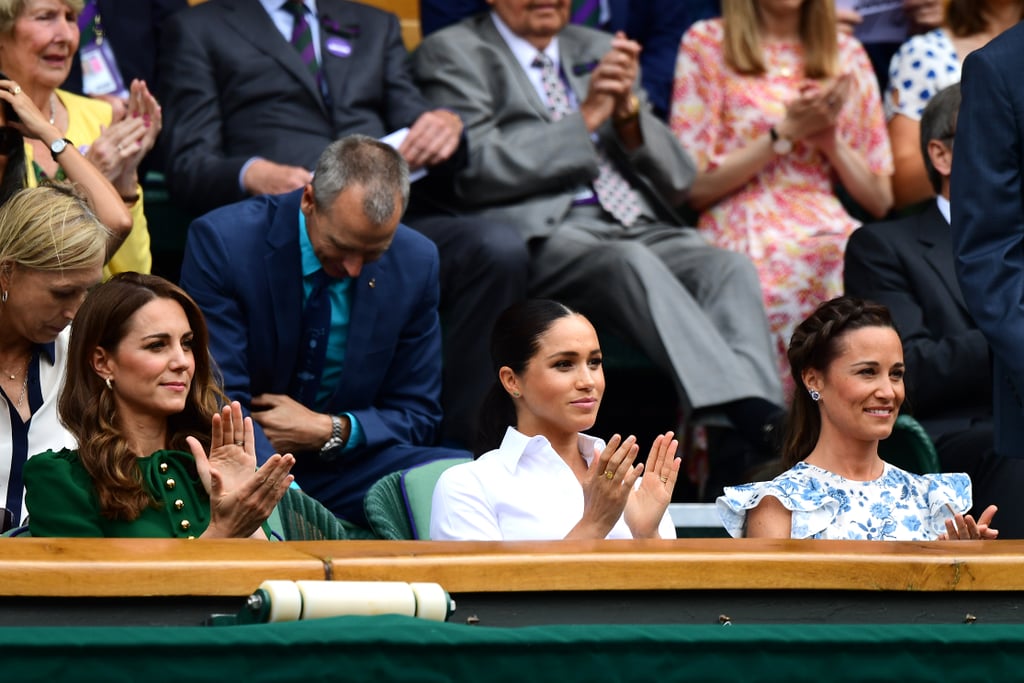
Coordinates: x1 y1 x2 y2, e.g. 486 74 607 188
430 299 680 541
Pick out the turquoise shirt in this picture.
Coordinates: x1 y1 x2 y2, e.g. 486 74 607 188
298 210 364 451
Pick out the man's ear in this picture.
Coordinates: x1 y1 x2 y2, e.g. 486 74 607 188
926 138 953 179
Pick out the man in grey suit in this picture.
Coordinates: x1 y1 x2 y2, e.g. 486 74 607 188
411 0 784 453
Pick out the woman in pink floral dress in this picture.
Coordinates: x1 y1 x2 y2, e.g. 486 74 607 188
670 0 893 393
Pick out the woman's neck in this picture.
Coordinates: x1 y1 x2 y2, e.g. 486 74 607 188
121 414 169 457
758 8 801 43
0 317 33 365
803 426 883 481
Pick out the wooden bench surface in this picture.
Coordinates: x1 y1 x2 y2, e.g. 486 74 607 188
4 538 1024 597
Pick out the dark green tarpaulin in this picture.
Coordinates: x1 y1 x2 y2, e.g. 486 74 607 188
2 615 1019 682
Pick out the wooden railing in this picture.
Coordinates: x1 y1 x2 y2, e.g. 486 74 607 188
3 538 1023 598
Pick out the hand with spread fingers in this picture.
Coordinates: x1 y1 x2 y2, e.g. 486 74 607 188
188 401 296 540
188 401 259 495
567 434 642 540
625 431 681 539
939 504 999 541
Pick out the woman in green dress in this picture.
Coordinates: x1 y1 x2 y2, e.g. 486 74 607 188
24 272 295 538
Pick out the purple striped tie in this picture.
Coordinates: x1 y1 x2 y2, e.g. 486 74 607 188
283 1 320 83
570 0 600 27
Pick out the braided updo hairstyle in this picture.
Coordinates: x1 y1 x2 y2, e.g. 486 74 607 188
781 297 898 467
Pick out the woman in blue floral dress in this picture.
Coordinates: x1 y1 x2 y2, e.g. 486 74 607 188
717 296 998 540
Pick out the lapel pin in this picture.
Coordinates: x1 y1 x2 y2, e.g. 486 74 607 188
368 278 376 288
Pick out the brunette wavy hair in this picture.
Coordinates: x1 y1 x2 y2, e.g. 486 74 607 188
781 296 898 467
59 273 225 520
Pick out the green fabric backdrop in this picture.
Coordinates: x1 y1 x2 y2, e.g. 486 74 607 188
3 615 1022 682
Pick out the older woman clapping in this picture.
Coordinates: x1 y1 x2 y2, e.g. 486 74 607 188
0 0 160 275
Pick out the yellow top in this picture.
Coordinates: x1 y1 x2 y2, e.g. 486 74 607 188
23 89 151 278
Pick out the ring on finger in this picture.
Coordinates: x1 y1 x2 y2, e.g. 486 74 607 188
659 476 668 483
234 440 244 447
604 470 614 480
10 85 20 95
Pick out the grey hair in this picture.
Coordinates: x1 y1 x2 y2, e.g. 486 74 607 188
311 135 410 224
919 83 961 194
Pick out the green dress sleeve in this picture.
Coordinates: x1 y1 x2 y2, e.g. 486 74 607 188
24 449 107 537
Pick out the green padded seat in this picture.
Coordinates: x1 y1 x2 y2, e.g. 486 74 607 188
364 458 470 540
877 414 941 475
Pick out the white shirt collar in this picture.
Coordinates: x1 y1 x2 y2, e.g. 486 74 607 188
489 11 561 76
936 195 951 225
497 426 604 473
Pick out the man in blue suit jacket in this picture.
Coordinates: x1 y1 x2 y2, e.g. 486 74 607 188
951 22 1024 537
180 136 468 526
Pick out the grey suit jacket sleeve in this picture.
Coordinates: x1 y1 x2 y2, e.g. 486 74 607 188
412 19 694 211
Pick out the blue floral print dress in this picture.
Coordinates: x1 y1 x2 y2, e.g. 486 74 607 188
717 461 971 540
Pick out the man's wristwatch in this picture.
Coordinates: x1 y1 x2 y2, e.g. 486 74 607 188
49 137 73 161
319 415 346 460
769 127 792 155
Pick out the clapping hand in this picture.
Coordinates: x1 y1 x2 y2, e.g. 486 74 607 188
569 434 641 539
87 79 162 197
187 401 296 539
939 504 999 541
624 431 680 538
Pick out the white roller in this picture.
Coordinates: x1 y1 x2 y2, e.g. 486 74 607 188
295 580 418 620
259 580 303 623
409 582 450 622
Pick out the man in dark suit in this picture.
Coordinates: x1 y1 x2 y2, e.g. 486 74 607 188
160 0 528 448
412 0 785 457
844 83 992 473
180 136 468 526
951 22 1024 538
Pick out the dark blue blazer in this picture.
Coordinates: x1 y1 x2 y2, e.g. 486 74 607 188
951 22 1024 459
179 189 454 521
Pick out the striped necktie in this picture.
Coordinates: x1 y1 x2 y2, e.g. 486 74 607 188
570 0 600 27
532 53 644 227
283 0 321 83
